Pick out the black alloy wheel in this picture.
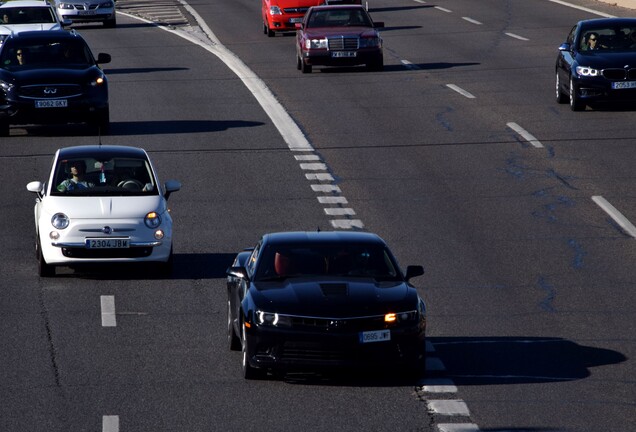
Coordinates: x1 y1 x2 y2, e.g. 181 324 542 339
556 71 568 104
241 321 265 379
569 76 585 111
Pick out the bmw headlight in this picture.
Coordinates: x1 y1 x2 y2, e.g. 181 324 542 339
51 213 69 230
576 66 600 77
144 211 162 229
255 311 292 327
306 38 328 49
360 36 381 48
269 6 282 15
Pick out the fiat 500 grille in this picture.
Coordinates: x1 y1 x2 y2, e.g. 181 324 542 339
328 36 359 51
20 84 82 99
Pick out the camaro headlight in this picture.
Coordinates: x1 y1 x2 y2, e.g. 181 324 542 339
144 211 162 229
51 213 69 230
306 38 328 49
360 37 381 48
576 66 600 77
269 6 282 15
385 310 418 323
255 311 292 327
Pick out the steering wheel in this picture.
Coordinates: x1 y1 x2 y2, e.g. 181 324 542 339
118 179 144 190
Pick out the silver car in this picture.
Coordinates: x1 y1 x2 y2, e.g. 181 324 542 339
54 0 116 28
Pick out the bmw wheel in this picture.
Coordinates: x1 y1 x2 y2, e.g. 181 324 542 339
556 71 567 104
569 77 584 111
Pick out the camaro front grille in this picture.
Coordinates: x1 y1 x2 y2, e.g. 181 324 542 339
291 315 388 332
20 84 83 99
328 36 359 50
602 68 636 80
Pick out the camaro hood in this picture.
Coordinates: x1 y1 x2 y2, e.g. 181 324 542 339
251 279 417 317
41 195 164 219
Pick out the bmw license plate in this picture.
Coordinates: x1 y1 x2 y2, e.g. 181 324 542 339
35 100 67 108
612 81 636 89
86 238 130 249
332 51 356 58
359 329 391 344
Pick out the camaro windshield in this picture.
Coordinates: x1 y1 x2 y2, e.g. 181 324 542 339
255 242 400 281
51 156 158 196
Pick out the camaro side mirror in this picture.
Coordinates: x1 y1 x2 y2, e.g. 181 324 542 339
227 266 248 280
405 265 424 281
96 53 111 65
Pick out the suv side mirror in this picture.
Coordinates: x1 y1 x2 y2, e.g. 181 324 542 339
405 265 424 281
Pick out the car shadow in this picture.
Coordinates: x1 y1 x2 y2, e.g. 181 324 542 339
316 61 480 74
59 252 236 280
274 336 625 388
368 5 433 13
13 119 265 136
103 67 189 74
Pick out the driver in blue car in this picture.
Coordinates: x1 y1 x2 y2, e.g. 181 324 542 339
57 160 94 192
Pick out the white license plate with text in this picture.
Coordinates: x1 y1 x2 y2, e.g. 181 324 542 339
332 51 357 58
612 81 636 89
359 329 391 344
35 100 67 108
86 238 130 249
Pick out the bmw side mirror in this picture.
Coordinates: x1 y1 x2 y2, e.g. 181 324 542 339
405 265 424 281
96 53 111 65
558 43 570 52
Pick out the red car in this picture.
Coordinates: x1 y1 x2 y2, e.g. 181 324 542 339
262 0 324 37
296 4 384 73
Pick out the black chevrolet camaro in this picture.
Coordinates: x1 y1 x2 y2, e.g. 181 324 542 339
226 231 427 379
0 30 111 136
556 17 636 110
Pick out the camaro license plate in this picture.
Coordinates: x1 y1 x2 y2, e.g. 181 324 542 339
359 329 391 344
86 238 130 249
612 81 636 89
332 51 357 58
35 100 67 108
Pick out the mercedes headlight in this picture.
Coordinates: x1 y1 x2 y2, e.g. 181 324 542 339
306 38 328 49
360 36 381 48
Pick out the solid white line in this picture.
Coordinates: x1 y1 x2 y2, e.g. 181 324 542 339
427 400 470 416
420 378 458 393
101 296 116 327
318 196 348 204
102 415 119 432
324 208 356 216
437 424 481 432
506 122 544 148
547 0 615 18
462 17 482 25
505 32 529 41
306 173 334 181
592 196 636 238
446 84 476 99
435 6 452 12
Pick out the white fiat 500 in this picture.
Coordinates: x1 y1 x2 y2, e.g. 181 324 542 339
27 145 181 277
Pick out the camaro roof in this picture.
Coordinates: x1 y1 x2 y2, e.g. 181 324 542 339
262 231 386 246
57 145 149 160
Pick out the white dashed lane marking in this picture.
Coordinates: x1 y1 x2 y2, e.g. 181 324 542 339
428 400 471 416
592 196 636 238
102 415 119 432
506 122 544 148
446 84 476 99
505 32 529 41
100 296 116 327
462 17 482 25
437 424 481 432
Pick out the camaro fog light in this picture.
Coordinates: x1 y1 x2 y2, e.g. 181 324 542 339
49 231 60 240
144 211 161 229
154 229 164 240
51 213 69 229
384 313 397 323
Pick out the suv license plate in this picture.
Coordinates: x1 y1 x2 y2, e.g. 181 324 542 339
86 238 130 249
359 329 391 344
35 100 67 108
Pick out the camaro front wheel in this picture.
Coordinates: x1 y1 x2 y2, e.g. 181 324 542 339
241 321 265 379
227 300 241 351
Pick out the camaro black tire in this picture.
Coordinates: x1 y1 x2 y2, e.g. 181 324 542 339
0 120 9 137
556 71 568 104
37 237 55 277
241 321 265 379
227 301 241 351
569 77 585 111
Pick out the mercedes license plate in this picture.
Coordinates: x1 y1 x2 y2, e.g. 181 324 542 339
332 51 357 58
612 81 636 89
86 238 130 249
359 329 391 344
35 100 67 108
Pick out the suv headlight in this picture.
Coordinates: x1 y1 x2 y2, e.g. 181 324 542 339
99 1 114 7
0 80 14 92
576 66 600 77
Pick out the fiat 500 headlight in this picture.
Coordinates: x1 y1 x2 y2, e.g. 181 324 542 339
51 213 69 230
144 211 162 229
